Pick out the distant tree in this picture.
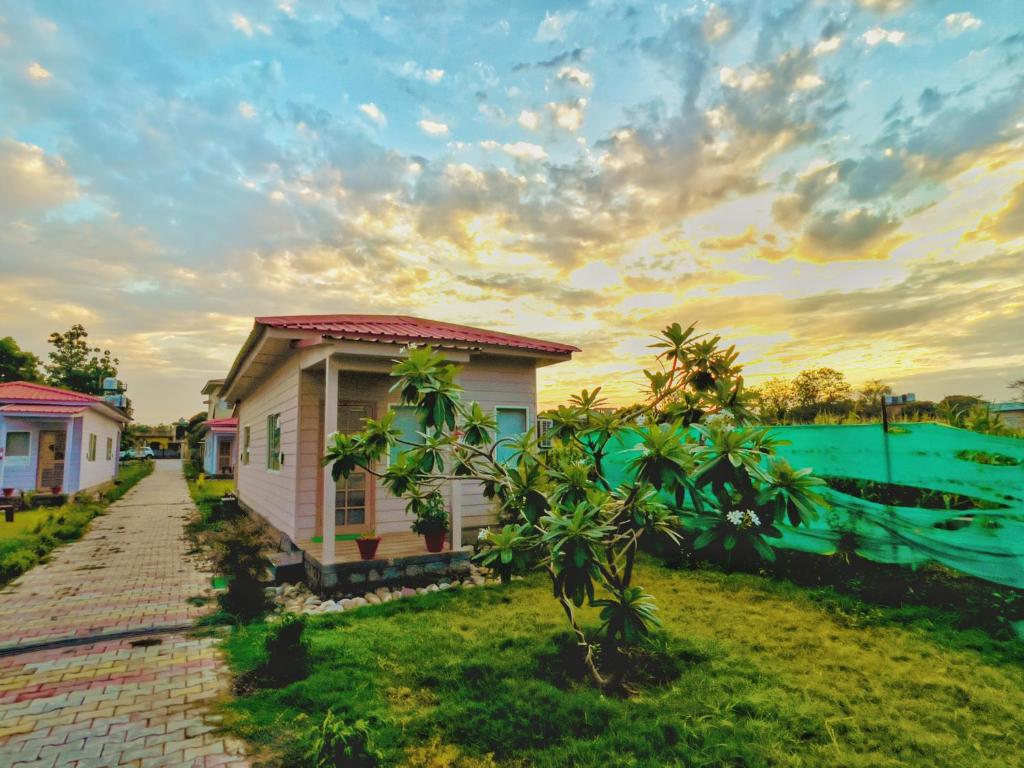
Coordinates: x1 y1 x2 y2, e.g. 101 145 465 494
858 379 892 403
1010 378 1024 403
0 336 42 383
791 367 851 408
45 324 119 395
936 395 984 427
753 377 794 423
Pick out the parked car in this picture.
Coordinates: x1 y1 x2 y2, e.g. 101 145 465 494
140 446 155 459
120 448 136 460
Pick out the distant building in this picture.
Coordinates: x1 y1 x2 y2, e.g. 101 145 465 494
202 379 234 420
991 402 1024 429
199 378 237 477
884 393 917 405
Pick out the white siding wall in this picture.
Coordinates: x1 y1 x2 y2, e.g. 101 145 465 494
250 352 540 543
77 409 121 492
235 353 302 541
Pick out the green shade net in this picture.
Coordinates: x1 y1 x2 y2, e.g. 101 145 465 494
598 423 1024 590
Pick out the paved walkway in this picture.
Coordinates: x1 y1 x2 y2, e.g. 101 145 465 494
0 461 249 767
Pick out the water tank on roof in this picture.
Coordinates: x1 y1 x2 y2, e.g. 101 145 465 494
102 377 121 393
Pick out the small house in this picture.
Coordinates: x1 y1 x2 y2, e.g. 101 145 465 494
219 315 577 591
992 402 1024 429
0 381 130 495
198 379 238 477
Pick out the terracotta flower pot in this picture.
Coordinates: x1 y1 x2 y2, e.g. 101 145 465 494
424 531 446 553
356 537 381 560
2 488 14 497
51 485 62 495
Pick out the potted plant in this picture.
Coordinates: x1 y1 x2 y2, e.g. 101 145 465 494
51 484 62 495
2 488 14 497
355 529 381 560
410 492 449 553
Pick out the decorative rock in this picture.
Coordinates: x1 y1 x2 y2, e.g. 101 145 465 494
391 591 403 601
374 587 390 599
304 596 321 606
439 582 452 590
462 581 475 588
416 587 427 595
340 598 355 610
424 584 439 593
351 597 368 607
405 564 423 578
320 600 337 611
401 587 416 597
364 593 381 605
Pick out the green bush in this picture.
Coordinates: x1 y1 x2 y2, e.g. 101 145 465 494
208 514 274 621
306 711 382 768
0 548 39 581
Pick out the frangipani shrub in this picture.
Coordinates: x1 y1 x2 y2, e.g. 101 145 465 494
323 322 825 692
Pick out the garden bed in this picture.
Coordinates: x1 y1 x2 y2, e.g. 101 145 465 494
220 559 1024 767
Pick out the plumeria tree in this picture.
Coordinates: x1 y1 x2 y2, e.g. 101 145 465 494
323 322 825 692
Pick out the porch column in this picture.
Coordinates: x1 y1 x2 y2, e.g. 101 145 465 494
321 357 338 565
449 479 462 550
63 418 76 493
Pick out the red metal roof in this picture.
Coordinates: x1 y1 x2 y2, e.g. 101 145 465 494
204 417 238 430
255 315 579 355
0 381 100 404
0 404 89 416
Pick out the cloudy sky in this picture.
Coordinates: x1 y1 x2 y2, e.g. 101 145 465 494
1 0 1022 424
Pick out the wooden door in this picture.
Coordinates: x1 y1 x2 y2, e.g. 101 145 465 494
37 430 66 489
333 403 375 533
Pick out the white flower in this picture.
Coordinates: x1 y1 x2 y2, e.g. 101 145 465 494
726 510 744 526
477 527 490 542
747 510 761 527
726 509 761 528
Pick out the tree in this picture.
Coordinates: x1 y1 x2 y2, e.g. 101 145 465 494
752 377 793 423
791 367 851 408
323 322 824 693
857 379 892 418
1010 378 1024 403
45 324 119 395
0 336 42 383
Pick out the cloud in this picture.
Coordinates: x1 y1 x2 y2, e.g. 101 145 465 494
557 66 593 89
238 101 256 119
358 102 387 126
0 139 78 218
25 62 52 81
795 74 824 90
418 119 449 136
699 227 758 251
536 11 576 43
918 87 943 116
813 36 842 56
547 98 587 132
862 27 905 47
517 110 539 130
967 181 1024 241
498 141 547 161
800 207 902 260
231 13 270 37
400 61 445 83
945 12 982 34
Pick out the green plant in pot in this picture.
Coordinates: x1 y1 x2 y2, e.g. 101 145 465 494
410 491 449 552
355 528 381 560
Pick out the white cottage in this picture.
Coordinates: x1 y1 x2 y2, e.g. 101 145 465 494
0 382 130 495
219 315 577 578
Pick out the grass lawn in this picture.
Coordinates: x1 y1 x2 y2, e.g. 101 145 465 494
185 476 236 540
0 508 56 541
221 559 1024 767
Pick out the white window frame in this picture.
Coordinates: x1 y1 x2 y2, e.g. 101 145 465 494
4 431 31 466
387 403 425 468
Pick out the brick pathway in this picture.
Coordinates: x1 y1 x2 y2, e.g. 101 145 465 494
0 461 249 767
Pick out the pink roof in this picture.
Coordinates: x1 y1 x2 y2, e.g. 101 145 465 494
204 417 238 431
255 314 580 355
0 381 100 404
0 404 89 416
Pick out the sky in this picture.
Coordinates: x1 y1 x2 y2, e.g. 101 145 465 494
1 0 1022 425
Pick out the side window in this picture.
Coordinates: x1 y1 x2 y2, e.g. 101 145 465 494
106 437 113 461
4 432 30 465
87 433 97 462
266 414 281 470
389 405 424 465
242 426 251 465
495 407 528 464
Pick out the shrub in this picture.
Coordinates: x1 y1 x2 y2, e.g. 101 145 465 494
306 711 383 768
208 514 274 621
263 614 309 685
0 549 39 581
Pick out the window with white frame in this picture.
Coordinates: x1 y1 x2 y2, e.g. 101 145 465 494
495 407 529 464
266 414 281 470
4 432 30 465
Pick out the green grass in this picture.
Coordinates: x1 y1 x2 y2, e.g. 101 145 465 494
0 460 154 585
221 560 1024 767
185 476 236 536
0 508 55 541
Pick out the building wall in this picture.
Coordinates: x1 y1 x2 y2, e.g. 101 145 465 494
77 409 122 492
235 353 302 541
